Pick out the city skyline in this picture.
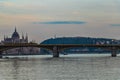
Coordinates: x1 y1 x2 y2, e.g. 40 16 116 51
0 0 120 43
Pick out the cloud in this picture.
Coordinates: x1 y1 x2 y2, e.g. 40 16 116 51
110 24 120 27
33 21 86 24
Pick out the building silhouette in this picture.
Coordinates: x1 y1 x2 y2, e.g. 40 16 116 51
3 27 28 43
1 27 39 54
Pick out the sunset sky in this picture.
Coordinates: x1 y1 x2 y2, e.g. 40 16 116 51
0 0 120 43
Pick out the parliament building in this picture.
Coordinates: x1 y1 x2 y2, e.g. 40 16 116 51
3 27 28 43
1 27 40 54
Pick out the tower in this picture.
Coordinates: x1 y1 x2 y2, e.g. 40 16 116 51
25 33 28 43
4 35 6 41
22 32 24 40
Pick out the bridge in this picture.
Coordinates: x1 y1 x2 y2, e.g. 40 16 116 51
0 43 120 58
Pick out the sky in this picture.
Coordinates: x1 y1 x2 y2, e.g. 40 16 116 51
0 0 120 43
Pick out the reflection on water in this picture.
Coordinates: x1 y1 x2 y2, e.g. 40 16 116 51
0 54 120 80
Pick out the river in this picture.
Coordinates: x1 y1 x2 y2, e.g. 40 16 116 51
0 54 120 80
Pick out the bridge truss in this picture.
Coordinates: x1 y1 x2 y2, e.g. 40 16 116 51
0 43 120 58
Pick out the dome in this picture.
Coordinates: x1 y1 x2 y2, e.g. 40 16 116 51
12 27 20 38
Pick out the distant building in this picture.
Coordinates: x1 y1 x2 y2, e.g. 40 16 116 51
1 27 40 54
3 27 28 43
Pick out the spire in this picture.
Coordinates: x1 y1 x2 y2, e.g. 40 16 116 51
15 26 17 32
25 33 28 43
22 32 24 40
12 26 20 39
4 35 6 40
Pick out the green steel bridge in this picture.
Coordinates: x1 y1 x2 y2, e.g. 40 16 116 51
0 43 120 58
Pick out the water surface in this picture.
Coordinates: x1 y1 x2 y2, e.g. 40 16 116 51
0 54 120 80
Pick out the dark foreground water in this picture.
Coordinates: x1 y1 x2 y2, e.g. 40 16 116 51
0 54 120 80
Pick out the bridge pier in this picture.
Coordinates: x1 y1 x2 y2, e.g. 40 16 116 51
53 52 59 57
53 46 59 58
111 50 117 57
0 51 3 58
